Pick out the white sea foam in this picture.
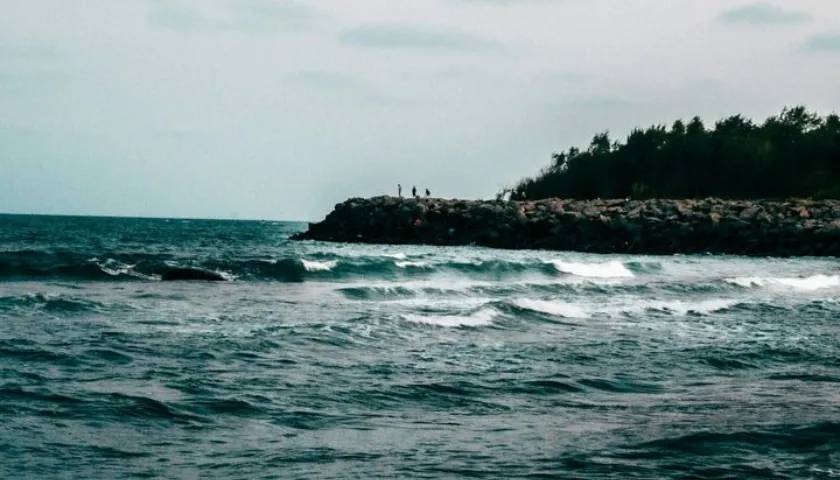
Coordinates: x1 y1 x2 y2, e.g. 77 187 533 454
216 270 238 281
641 298 739 316
395 261 431 269
451 259 485 266
95 258 134 276
394 297 492 309
382 253 408 260
512 298 588 318
301 259 338 272
548 260 634 278
93 258 160 280
403 308 498 327
726 274 839 291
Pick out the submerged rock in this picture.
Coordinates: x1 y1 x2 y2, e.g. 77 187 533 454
292 196 840 256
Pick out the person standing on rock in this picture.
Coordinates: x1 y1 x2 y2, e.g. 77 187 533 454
412 186 417 198
398 184 402 198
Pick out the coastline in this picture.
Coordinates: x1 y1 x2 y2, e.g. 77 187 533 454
293 196 840 256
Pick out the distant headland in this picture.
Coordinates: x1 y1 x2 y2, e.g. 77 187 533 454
295 108 839 256
293 196 840 256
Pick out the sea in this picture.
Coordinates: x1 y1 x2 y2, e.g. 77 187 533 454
1 213 838 479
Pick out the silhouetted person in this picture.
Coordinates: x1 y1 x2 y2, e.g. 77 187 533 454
425 188 430 197
412 186 417 197
398 184 402 198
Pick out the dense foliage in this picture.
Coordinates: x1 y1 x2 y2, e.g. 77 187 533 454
509 107 840 200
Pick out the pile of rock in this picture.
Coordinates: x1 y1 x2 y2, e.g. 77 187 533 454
293 196 840 256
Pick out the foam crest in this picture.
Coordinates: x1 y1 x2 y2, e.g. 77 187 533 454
403 308 498 327
93 258 160 280
395 261 431 269
301 259 338 272
512 298 587 318
726 274 839 291
642 298 738 315
93 258 134 276
548 260 634 278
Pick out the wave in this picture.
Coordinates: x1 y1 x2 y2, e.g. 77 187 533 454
767 372 840 382
100 392 205 423
445 259 539 275
509 297 736 319
0 293 107 314
624 261 664 274
93 258 133 276
547 260 634 278
577 377 663 394
395 261 431 269
0 251 154 281
0 341 81 365
338 279 651 303
726 274 839 291
511 298 588 318
2 249 633 283
402 308 499 327
159 267 230 281
0 385 85 405
626 421 840 456
338 284 475 300
640 298 739 316
301 259 338 272
339 285 421 300
214 259 304 281
0 251 307 282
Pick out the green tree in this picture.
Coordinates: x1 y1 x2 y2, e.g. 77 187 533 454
509 107 839 200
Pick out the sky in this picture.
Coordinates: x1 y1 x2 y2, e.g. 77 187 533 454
1 0 839 220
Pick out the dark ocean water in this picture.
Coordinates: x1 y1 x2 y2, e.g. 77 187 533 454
1 213 839 479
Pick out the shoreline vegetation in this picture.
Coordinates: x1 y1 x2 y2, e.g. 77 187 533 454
296 108 839 255
506 107 840 201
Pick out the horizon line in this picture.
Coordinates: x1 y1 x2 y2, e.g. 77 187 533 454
0 211 312 223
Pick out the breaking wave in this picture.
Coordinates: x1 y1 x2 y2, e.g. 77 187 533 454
402 308 499 327
395 260 431 269
511 298 588 318
301 259 338 272
0 250 650 283
639 298 740 316
547 260 635 278
726 274 839 291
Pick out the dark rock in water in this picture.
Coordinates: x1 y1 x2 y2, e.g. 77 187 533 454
160 267 226 282
293 196 840 256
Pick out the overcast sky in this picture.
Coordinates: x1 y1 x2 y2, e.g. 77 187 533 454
2 0 839 220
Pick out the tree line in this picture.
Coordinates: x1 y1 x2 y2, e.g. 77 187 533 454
507 107 840 200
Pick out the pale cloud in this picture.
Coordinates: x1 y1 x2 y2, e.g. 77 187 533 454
340 24 499 51
0 42 61 59
148 0 325 34
284 70 406 105
717 3 811 25
452 0 561 5
558 97 634 109
2 0 839 219
802 32 840 52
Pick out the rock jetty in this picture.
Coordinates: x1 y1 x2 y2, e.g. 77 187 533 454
293 197 840 256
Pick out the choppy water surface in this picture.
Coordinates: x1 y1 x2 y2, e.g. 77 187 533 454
1 214 839 479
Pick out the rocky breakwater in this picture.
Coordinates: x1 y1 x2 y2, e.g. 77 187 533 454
293 196 840 256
